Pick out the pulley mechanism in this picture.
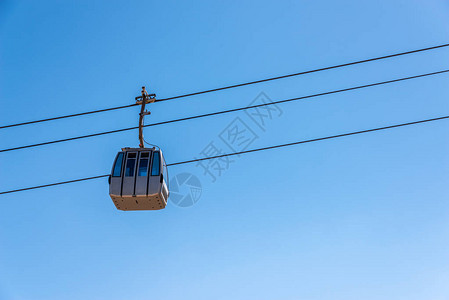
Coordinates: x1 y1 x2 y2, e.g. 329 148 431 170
135 86 156 148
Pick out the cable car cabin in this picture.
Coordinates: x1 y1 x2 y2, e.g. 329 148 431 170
109 148 169 211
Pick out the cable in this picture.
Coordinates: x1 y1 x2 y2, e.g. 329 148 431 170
1 69 448 153
0 104 137 130
1 43 448 130
1 114 448 195
0 175 110 195
156 43 449 103
143 138 160 150
167 115 449 166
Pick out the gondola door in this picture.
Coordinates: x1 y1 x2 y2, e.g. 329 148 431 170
135 151 151 196
110 152 125 197
122 151 138 196
148 151 161 196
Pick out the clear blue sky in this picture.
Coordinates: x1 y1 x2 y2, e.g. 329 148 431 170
1 1 449 299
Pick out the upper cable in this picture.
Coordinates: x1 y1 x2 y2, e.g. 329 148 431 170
1 43 448 130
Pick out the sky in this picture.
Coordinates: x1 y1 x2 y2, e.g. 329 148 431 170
1 0 449 299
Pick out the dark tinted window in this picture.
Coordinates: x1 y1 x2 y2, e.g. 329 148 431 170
138 155 149 177
151 152 160 176
112 153 124 177
125 153 137 177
